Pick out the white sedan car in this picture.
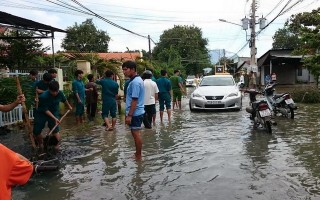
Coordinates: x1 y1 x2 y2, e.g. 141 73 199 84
189 75 242 111
185 75 196 87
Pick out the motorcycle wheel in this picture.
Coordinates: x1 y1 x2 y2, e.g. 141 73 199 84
265 120 272 134
283 104 294 119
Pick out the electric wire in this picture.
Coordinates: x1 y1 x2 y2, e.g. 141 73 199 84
265 0 285 18
69 0 148 38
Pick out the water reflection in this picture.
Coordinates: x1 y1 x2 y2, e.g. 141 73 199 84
7 94 320 199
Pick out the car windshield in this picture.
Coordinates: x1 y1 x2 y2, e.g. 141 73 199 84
187 75 195 79
200 76 234 86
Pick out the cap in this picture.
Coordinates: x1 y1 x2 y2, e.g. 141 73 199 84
143 70 152 75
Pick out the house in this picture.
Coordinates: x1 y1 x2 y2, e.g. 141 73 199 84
257 49 314 85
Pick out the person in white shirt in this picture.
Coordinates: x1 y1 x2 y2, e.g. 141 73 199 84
142 70 159 128
240 73 244 83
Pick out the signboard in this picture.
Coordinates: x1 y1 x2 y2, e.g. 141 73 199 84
215 65 224 74
250 65 258 73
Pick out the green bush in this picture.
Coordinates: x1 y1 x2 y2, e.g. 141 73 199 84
291 87 320 103
0 76 35 109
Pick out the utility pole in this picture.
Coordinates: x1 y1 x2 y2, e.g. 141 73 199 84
250 0 257 72
148 35 152 62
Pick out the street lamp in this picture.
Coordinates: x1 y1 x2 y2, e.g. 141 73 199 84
218 19 243 28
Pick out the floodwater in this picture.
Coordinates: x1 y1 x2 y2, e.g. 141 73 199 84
3 87 320 200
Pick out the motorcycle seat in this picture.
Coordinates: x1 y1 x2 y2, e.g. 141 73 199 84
273 94 285 99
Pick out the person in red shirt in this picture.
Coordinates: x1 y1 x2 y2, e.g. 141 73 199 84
0 144 33 200
0 95 34 200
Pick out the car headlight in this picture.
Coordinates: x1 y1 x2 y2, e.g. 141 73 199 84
192 93 202 98
226 92 238 98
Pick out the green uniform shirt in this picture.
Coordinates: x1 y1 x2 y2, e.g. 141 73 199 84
170 75 181 90
35 80 49 91
72 79 85 102
156 77 171 93
37 90 66 114
96 78 119 102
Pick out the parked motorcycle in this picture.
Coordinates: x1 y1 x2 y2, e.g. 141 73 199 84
263 82 296 119
244 89 273 134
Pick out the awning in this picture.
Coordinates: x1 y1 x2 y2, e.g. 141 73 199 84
0 11 66 39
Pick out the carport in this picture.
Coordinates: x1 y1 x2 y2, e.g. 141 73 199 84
257 49 305 85
0 11 66 67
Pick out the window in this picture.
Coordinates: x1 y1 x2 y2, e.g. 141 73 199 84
297 68 302 76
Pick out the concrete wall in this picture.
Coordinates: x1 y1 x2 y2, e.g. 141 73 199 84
76 60 91 74
297 68 315 83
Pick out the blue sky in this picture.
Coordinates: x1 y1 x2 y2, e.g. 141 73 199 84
2 0 319 59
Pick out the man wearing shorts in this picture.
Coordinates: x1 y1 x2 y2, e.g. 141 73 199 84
170 69 185 110
72 70 86 124
96 70 119 131
122 61 145 160
33 81 72 151
156 70 172 123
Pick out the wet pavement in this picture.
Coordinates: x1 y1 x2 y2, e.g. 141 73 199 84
2 87 320 200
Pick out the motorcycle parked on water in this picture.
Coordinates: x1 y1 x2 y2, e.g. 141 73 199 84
244 89 273 134
263 82 296 119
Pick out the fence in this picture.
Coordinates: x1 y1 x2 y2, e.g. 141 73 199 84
8 69 44 80
0 105 34 127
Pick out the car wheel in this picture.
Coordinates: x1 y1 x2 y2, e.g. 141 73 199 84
189 101 195 112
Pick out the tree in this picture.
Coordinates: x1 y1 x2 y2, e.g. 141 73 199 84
288 8 320 86
0 31 49 69
62 19 111 52
272 27 302 49
152 25 211 75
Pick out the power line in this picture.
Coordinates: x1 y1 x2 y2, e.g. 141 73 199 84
4 1 219 24
47 0 148 39
265 0 285 18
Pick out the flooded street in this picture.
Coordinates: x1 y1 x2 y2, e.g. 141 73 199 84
4 87 320 200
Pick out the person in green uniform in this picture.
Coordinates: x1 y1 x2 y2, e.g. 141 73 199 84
48 68 58 80
170 69 185 110
96 70 119 131
29 69 38 88
72 70 87 124
156 70 172 123
35 72 53 95
33 81 72 151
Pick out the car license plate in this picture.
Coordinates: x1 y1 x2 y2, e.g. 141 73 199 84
259 109 271 117
285 98 294 104
207 100 221 104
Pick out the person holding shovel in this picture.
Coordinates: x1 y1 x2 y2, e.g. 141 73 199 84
33 81 72 151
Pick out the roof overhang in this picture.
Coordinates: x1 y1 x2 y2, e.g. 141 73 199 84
257 49 307 66
0 11 66 39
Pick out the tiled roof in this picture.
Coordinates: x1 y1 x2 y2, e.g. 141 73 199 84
62 52 142 62
0 26 7 34
97 52 141 61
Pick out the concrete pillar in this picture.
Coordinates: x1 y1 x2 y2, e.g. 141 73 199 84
77 60 91 74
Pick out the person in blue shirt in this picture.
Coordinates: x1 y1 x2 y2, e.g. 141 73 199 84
156 70 172 123
33 81 72 151
72 70 89 124
96 70 119 131
122 61 144 160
